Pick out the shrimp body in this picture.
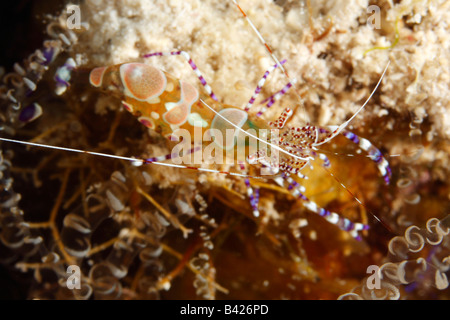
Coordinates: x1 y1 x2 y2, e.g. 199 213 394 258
88 58 391 240
89 62 269 152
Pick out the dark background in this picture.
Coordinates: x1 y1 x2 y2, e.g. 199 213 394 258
0 0 70 71
0 0 69 300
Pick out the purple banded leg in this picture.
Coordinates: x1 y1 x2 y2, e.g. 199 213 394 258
239 162 260 217
244 59 287 112
142 51 218 102
341 130 391 184
279 163 308 179
256 78 297 117
269 107 293 129
279 173 368 240
259 81 296 105
311 151 331 168
281 173 308 201
144 146 201 164
302 199 369 240
318 153 330 168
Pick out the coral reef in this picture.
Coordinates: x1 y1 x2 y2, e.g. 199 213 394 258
0 0 448 299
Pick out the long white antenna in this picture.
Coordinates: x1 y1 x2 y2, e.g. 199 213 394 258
314 60 390 146
231 0 287 75
0 137 263 179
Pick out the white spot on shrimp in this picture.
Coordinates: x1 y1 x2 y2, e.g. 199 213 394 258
148 96 161 104
151 111 160 119
165 102 177 111
359 138 371 151
166 82 174 92
188 113 208 127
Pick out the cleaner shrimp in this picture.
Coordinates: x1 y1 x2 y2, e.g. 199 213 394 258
0 0 398 299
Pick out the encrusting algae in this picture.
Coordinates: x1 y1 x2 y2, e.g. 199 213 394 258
0 0 448 299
